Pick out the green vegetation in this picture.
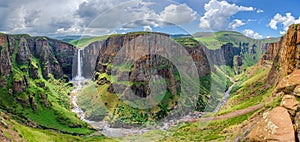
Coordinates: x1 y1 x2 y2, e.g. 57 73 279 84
70 35 109 48
0 111 114 142
0 36 95 136
77 82 108 121
173 37 200 48
217 65 272 116
162 111 256 141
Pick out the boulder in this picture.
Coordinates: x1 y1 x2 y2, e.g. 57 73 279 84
280 94 299 116
247 107 295 142
294 85 300 97
276 70 300 94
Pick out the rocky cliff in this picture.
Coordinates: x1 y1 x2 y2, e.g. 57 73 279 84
246 24 300 141
72 41 104 79
93 32 211 123
0 33 76 109
204 43 241 67
0 34 76 85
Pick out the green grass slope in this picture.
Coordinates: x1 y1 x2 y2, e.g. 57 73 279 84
69 36 109 48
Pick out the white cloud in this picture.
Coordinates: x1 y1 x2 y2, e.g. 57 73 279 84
79 1 197 35
160 4 197 25
143 26 152 31
269 13 300 34
0 0 197 36
229 19 245 29
257 9 264 13
280 31 286 35
199 0 254 30
243 29 263 39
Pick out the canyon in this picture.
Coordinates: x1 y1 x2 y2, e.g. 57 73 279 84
2 25 299 141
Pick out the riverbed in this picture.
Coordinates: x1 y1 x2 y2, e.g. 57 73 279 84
70 78 235 138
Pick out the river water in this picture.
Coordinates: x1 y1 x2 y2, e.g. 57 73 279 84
70 78 235 138
71 49 235 137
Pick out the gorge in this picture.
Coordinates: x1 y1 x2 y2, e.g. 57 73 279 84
2 27 294 141
67 31 275 138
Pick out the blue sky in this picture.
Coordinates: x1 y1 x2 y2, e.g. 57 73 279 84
0 0 299 38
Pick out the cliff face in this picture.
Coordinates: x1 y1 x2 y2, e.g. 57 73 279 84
0 34 76 91
264 25 300 83
247 24 300 141
94 32 210 89
93 32 210 122
280 25 300 76
204 43 241 67
0 35 12 88
72 41 104 78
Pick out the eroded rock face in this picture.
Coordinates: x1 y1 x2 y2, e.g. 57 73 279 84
72 41 104 79
0 34 12 88
294 85 300 96
0 34 76 91
95 32 210 96
203 43 241 67
247 107 295 142
13 75 30 93
281 94 299 115
282 25 300 76
276 70 300 94
269 24 300 79
93 32 211 121
233 55 243 75
261 42 279 62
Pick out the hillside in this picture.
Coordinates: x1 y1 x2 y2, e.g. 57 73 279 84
0 29 291 141
0 33 97 138
69 35 109 49
160 24 300 141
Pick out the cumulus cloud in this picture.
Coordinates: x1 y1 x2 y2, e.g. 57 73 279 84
2 0 84 35
229 19 245 29
243 29 263 39
269 13 300 34
199 0 254 30
160 4 197 25
0 0 198 36
143 26 152 31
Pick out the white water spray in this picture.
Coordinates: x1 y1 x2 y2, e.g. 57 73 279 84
74 49 84 81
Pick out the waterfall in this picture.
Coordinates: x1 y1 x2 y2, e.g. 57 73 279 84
75 49 84 81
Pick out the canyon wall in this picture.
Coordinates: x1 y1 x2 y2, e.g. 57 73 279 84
0 34 76 91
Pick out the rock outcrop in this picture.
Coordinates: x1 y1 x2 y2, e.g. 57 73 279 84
72 41 104 79
247 24 300 141
267 24 300 82
93 32 211 122
204 43 241 67
233 55 244 74
0 34 12 88
95 32 210 91
0 32 76 111
247 107 295 142
260 42 279 62
0 34 76 90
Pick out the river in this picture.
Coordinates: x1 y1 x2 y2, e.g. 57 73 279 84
71 49 235 137
70 78 235 138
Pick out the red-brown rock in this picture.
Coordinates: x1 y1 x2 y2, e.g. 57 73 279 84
247 107 295 142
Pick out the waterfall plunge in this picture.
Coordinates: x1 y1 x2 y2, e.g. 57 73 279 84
74 49 85 81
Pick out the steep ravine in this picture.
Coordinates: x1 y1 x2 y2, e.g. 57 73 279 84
70 32 237 138
71 76 236 137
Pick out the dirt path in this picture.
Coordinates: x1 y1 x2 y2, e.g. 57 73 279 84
186 103 264 122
